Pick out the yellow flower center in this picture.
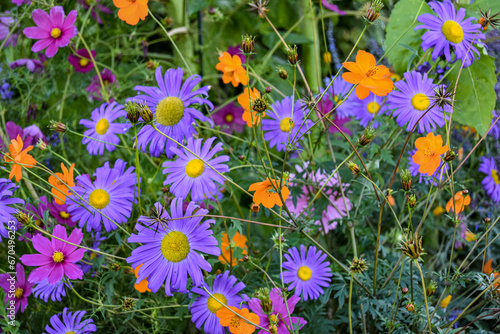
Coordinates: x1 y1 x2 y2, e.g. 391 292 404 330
206 293 227 313
366 65 378 77
185 159 205 178
442 20 464 44
95 118 109 135
161 231 190 263
156 97 184 127
60 211 70 219
225 114 234 122
88 189 110 210
50 28 62 39
52 251 65 263
66 332 77 334
280 117 294 132
411 93 430 111
269 314 278 323
367 101 380 114
34 219 43 226
297 265 312 281
79 58 89 67
492 169 500 185
334 95 344 105
14 288 24 299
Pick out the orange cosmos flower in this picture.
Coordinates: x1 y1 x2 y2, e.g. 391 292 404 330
219 231 248 266
446 190 471 214
216 52 248 88
113 0 148 26
48 163 75 205
342 50 394 100
4 135 36 182
132 264 151 293
412 132 448 176
238 87 264 127
216 306 260 334
483 259 499 291
249 178 290 209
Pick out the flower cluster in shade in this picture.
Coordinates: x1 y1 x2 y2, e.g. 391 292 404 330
0 12 18 47
76 0 112 24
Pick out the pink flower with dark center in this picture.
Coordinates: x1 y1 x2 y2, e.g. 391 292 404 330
212 102 246 133
23 7 78 58
68 49 96 73
48 200 76 226
20 225 85 284
0 263 34 314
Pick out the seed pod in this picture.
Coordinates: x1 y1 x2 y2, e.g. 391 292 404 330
349 257 367 274
399 232 423 260
277 67 288 80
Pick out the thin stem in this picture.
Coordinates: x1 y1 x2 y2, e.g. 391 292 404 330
415 261 433 334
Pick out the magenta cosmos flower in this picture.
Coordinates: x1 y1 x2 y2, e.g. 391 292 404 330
23 7 78 58
68 49 96 73
0 263 34 315
212 102 245 133
20 225 85 284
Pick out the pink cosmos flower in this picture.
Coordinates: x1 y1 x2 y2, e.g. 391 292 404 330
48 200 76 226
0 12 18 47
12 0 31 6
9 58 44 73
0 263 34 314
68 49 96 73
87 69 118 101
20 225 85 284
23 7 78 58
212 102 246 133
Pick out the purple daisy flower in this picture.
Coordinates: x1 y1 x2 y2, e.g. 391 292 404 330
48 200 76 226
68 49 96 73
317 97 352 135
162 137 229 202
249 288 307 334
78 232 106 275
488 110 500 140
283 245 332 301
130 66 213 158
127 199 220 295
67 159 136 232
351 92 389 129
0 178 24 241
387 71 451 133
76 0 112 24
479 156 500 203
322 0 346 15
87 69 118 101
0 263 33 314
44 308 96 334
408 149 449 185
20 195 48 241
20 225 85 284
212 102 246 133
79 102 130 156
12 0 31 5
23 7 78 58
33 278 71 302
415 0 485 68
263 96 313 152
10 58 44 72
190 271 247 334
0 12 18 47
321 76 356 117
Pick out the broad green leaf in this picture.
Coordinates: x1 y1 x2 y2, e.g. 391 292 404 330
385 0 432 74
447 55 496 136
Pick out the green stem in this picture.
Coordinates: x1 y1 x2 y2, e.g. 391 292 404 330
349 271 354 334
415 261 433 334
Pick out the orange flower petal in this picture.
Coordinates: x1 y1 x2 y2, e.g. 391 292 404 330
356 85 370 100
342 72 363 85
355 50 376 73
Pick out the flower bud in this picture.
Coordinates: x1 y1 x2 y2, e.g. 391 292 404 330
265 86 272 94
37 139 48 151
242 255 249 262
348 161 361 176
408 194 416 208
287 45 298 66
402 287 409 295
49 120 67 133
251 203 260 213
239 154 245 161
358 127 375 147
406 303 415 312
109 263 121 271
252 97 268 113
14 211 31 225
444 149 456 162
241 34 255 54
146 59 160 70
462 189 469 196
277 67 288 80
400 169 412 192
349 257 367 274
427 281 437 296
484 217 491 225
139 104 153 123
366 0 383 23
124 101 141 124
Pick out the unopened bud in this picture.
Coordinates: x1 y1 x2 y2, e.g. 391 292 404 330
252 97 268 113
462 189 469 196
484 217 491 225
238 154 245 161
242 255 249 262
14 212 31 225
124 101 141 124
122 298 135 310
358 127 375 146
406 303 415 312
400 169 412 192
408 194 417 208
265 86 272 94
162 186 169 193
402 287 409 295
37 139 48 150
146 59 160 70
164 17 173 26
444 149 456 162
251 203 260 213
109 263 121 271
348 161 361 176
253 249 260 255
49 120 67 133
277 67 288 80
287 45 298 66
427 281 437 296
366 0 383 23
139 104 153 123
241 34 255 54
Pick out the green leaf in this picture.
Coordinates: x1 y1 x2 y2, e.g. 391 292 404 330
447 55 496 136
385 0 432 74
186 0 207 16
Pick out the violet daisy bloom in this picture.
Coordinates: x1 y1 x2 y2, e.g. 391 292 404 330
263 96 313 152
321 76 356 117
488 110 500 140
68 49 96 73
387 71 451 133
130 66 213 158
321 0 346 15
0 178 24 241
283 245 332 301
479 156 500 203
77 231 106 275
0 263 33 314
212 102 245 133
48 200 76 226
408 149 448 185
23 7 78 58
317 97 352 135
190 271 247 334
127 199 220 295
163 137 229 202
249 288 307 334
12 0 31 6
67 159 136 232
10 58 44 73
351 92 389 129
87 69 118 101
0 13 18 47
20 196 48 241
79 102 130 155
33 278 71 302
415 0 485 68
44 308 96 334
76 0 112 24
20 225 85 284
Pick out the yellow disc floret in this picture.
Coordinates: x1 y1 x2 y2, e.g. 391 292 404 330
52 251 65 263
51 28 62 39
161 231 190 263
367 102 380 114
155 97 184 126
14 288 24 299
79 58 89 67
442 20 464 44
95 118 109 135
185 159 205 178
60 211 70 219
206 293 227 313
225 114 234 122
89 189 110 210
411 93 430 111
297 266 312 281
280 117 294 132
492 169 500 185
